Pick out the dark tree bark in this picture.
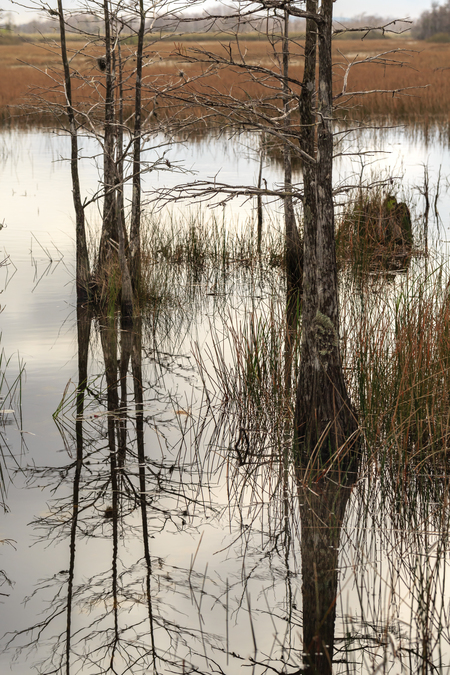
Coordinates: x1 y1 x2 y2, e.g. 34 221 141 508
294 0 358 465
117 204 134 324
283 9 304 301
256 133 265 256
115 41 134 325
97 0 119 269
283 8 304 391
56 0 90 303
129 0 146 290
299 0 318 315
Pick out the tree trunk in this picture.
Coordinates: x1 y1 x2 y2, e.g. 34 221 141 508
56 0 90 303
97 0 118 269
299 0 318 318
283 9 303 300
294 0 358 466
283 8 304 391
129 0 145 291
256 133 265 257
116 43 134 324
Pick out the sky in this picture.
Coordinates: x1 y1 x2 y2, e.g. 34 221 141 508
334 0 433 19
1 0 439 23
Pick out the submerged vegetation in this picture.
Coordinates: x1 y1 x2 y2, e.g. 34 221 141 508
0 342 24 603
0 346 24 508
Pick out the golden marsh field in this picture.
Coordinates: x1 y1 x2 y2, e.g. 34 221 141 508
1 35 450 124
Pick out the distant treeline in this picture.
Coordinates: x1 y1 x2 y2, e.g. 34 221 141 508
3 8 410 40
4 9 306 37
414 1 450 40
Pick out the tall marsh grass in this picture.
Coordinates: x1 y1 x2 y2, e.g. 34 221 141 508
143 209 283 269
346 259 450 466
197 248 450 487
90 209 284 315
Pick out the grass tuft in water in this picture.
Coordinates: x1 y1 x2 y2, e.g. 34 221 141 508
336 187 416 273
88 209 284 317
142 210 284 271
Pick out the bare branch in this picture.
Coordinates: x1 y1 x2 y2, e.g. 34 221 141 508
333 18 413 38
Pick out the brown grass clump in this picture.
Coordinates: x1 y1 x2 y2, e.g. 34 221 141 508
337 190 414 271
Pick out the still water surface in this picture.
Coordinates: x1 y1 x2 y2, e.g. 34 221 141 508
1 125 450 674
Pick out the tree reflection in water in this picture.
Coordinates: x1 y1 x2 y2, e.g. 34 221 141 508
8 305 219 673
5 292 450 675
298 470 357 674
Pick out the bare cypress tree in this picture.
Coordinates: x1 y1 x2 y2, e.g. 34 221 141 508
39 0 176 315
294 0 358 464
164 1 357 458
298 0 317 321
164 3 413 463
282 6 307 391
